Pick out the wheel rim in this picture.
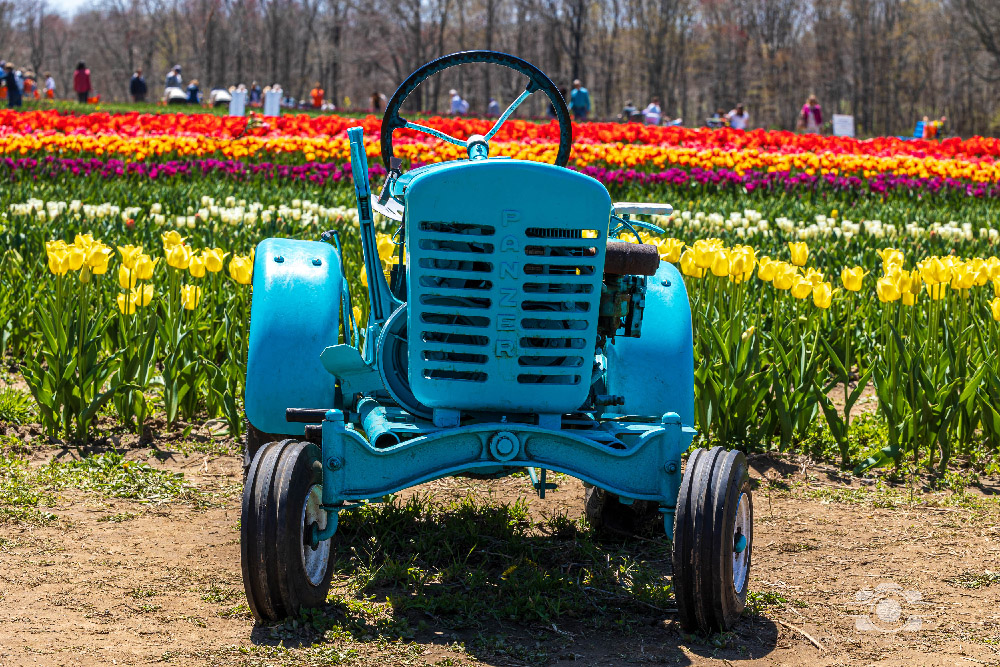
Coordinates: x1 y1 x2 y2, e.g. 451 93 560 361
732 491 751 594
300 484 331 587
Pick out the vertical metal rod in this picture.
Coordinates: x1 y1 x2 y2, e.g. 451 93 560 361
347 127 394 330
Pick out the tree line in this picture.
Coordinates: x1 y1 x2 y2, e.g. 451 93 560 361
3 0 1000 137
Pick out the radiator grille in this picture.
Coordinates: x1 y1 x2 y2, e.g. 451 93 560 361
404 160 611 414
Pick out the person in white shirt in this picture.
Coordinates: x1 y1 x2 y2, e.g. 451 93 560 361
643 96 662 125
449 89 469 115
726 103 750 130
44 73 56 99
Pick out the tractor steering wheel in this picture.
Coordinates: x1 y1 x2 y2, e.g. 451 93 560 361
380 50 573 170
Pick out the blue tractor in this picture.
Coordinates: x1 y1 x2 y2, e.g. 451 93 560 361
240 51 753 633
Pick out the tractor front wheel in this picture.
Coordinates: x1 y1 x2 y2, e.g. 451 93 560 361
671 446 753 633
241 439 333 622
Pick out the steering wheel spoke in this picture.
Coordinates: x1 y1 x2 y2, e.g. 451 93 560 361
483 87 533 142
400 120 467 148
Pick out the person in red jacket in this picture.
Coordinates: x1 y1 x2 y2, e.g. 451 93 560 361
73 62 91 103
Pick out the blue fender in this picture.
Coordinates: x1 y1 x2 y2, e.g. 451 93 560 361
605 261 694 426
245 238 342 436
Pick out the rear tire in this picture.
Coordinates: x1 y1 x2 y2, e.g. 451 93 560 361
672 446 753 632
243 422 283 480
241 439 333 622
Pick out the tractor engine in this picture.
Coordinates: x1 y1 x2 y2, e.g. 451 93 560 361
400 159 658 424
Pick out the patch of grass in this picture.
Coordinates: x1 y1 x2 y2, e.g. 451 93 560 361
798 411 889 467
218 601 253 620
38 452 194 502
744 590 788 616
0 450 196 524
947 570 1000 589
173 438 239 458
800 479 992 511
271 493 674 643
0 449 57 524
129 587 157 599
98 511 138 523
202 584 241 604
778 541 818 554
0 387 34 425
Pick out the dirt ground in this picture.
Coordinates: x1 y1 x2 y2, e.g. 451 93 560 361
2 443 1000 667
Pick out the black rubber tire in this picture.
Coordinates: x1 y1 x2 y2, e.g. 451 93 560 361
672 446 753 633
243 422 284 480
241 439 333 623
584 485 659 536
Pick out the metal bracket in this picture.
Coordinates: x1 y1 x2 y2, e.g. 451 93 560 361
527 467 558 499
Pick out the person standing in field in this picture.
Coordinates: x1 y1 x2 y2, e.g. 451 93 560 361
449 89 469 116
726 103 750 130
44 72 55 99
310 82 324 109
570 79 590 121
4 64 22 108
800 95 822 133
642 96 662 125
130 68 147 103
73 62 91 103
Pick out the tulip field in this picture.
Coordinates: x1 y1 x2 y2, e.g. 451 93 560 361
4 109 1000 474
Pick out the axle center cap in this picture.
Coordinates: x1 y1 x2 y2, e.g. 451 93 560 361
488 431 519 462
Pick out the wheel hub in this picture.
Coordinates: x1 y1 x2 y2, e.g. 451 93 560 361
301 484 331 587
732 491 751 594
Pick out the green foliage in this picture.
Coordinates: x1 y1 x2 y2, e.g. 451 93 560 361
0 387 35 425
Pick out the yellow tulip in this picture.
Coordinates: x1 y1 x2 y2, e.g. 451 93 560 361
189 254 207 278
773 264 797 291
902 291 918 307
180 284 202 310
679 249 705 278
133 254 158 280
971 259 990 287
729 246 756 283
658 238 684 263
741 326 756 341
951 263 975 291
987 257 1000 281
161 230 185 248
116 291 136 315
876 275 901 303
790 276 813 299
118 265 137 290
229 254 254 285
757 257 778 282
690 239 722 270
67 245 86 271
877 248 904 271
992 297 1000 322
166 243 192 270
840 267 866 291
133 284 154 307
788 241 808 267
202 248 228 273
86 245 112 275
812 282 833 309
376 234 398 265
710 249 729 277
45 241 71 276
919 257 951 285
74 233 96 249
805 268 824 286
118 244 143 270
